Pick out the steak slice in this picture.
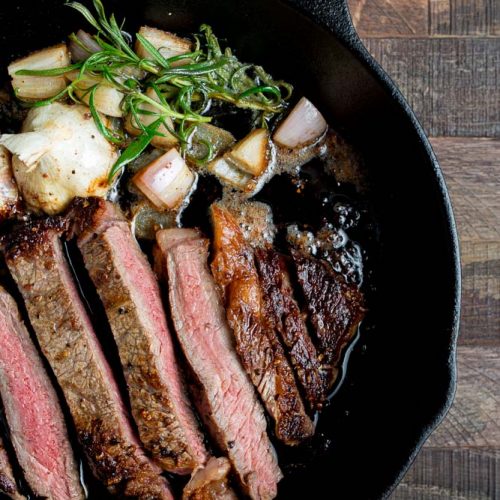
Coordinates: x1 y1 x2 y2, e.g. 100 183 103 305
183 457 236 500
71 198 207 474
291 249 365 386
157 228 282 499
210 204 314 445
0 434 23 499
4 222 172 499
0 285 82 500
255 249 327 410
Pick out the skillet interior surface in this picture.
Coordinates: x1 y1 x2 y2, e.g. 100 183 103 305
0 0 461 498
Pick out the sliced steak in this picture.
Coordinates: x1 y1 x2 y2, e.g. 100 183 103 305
255 249 327 410
71 198 207 474
0 285 82 500
4 222 172 499
210 204 314 445
0 433 23 499
291 249 365 386
183 457 236 500
157 228 282 499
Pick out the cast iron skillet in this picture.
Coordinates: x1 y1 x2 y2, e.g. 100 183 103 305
0 0 461 498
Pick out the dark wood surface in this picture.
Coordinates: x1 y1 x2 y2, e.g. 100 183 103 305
348 1 500 498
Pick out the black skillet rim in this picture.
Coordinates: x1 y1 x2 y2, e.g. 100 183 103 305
284 0 462 497
0 1 461 497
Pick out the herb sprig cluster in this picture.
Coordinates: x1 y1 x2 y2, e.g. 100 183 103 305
15 0 293 181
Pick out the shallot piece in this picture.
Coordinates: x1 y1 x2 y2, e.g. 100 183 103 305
0 102 117 215
125 87 178 148
207 128 270 191
8 44 71 101
69 30 102 62
227 128 269 176
188 123 235 160
133 148 196 210
66 70 124 117
135 26 192 65
273 97 328 149
207 157 251 189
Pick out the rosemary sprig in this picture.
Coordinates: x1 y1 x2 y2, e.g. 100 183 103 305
108 119 163 180
13 0 293 181
88 85 123 144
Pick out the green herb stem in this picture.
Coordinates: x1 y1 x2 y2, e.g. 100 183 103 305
13 0 293 182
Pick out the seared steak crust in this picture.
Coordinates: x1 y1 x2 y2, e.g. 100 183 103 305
0 434 23 500
157 228 282 499
72 198 207 474
255 249 327 410
4 223 172 499
210 205 313 445
291 249 365 386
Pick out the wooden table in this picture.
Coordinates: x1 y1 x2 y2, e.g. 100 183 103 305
346 1 500 498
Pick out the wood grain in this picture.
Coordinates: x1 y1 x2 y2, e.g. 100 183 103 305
348 0 428 36
394 346 500 497
347 1 500 497
460 240 500 345
364 37 500 136
426 346 500 449
431 138 499 242
348 0 500 36
430 138 500 345
429 0 500 36
393 448 500 499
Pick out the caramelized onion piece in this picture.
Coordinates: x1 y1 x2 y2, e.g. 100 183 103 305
133 148 196 210
273 97 328 149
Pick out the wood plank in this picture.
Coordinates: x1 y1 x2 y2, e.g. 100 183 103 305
392 346 500 498
364 37 500 136
431 138 499 243
429 0 500 36
392 448 500 499
347 0 429 36
459 240 500 346
348 0 500 36
430 138 500 345
426 346 500 448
